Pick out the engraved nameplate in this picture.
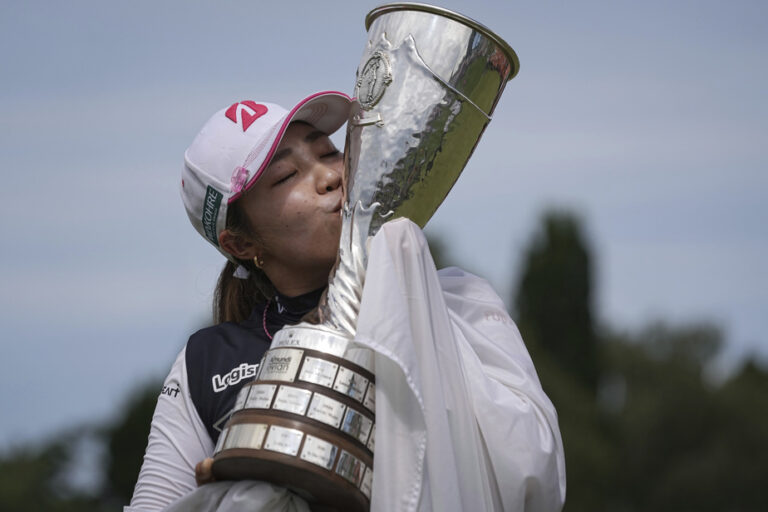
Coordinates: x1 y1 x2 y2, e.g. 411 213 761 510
307 393 346 429
333 367 369 402
245 384 277 409
336 450 365 486
259 348 304 382
299 356 339 388
300 434 339 470
363 382 375 412
341 408 374 444
271 328 351 357
233 386 250 411
360 466 373 499
264 425 304 456
223 423 268 450
273 386 312 416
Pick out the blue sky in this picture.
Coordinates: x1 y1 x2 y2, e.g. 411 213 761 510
1 0 766 449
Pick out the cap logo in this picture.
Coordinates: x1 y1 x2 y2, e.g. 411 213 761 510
202 185 223 246
225 101 268 132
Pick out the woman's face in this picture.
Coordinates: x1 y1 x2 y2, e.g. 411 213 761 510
238 122 344 295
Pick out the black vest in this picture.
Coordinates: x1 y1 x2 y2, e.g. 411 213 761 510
185 288 324 442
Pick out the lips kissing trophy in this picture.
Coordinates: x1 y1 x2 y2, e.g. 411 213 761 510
211 3 519 510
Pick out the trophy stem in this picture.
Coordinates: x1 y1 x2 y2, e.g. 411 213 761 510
316 200 386 340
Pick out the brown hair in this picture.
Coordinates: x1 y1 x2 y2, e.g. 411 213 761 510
213 200 275 324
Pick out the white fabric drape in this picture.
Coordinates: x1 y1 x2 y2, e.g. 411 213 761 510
356 218 564 512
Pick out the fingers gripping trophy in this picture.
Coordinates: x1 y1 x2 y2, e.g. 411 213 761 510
211 4 520 510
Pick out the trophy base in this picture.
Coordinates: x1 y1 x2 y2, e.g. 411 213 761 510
212 412 372 511
213 451 369 512
211 343 375 511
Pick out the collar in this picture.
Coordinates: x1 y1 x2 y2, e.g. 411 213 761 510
272 287 325 318
243 287 325 332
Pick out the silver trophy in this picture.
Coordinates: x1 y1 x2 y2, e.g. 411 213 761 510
212 4 519 511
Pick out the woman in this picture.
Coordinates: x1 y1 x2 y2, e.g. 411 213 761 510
127 91 565 511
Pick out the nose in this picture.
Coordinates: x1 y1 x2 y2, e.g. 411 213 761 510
315 162 342 194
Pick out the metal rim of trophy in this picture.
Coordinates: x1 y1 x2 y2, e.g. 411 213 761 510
365 2 520 80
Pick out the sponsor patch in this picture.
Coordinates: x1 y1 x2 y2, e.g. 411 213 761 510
212 362 258 393
160 385 180 398
202 186 222 246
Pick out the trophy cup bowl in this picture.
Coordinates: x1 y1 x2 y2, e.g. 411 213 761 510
211 4 519 510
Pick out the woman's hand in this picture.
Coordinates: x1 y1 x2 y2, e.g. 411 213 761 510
195 457 216 486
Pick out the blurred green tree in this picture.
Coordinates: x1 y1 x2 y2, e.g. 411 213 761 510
602 323 768 512
0 432 103 512
512 210 611 509
513 210 600 394
510 210 768 511
0 379 160 511
101 379 161 507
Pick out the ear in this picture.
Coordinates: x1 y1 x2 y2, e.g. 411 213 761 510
218 229 259 261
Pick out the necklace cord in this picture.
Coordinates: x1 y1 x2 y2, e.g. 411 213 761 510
262 299 273 340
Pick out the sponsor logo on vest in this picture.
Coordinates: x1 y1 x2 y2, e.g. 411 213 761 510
161 385 180 398
212 362 258 393
202 186 222 246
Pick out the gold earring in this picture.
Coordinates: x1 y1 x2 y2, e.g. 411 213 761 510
253 255 265 269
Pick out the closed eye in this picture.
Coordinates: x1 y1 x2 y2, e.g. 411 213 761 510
274 170 297 185
322 149 341 159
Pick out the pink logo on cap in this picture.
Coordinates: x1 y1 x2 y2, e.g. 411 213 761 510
225 101 268 132
231 167 249 194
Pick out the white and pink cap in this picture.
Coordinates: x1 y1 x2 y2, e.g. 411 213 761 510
181 91 353 258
